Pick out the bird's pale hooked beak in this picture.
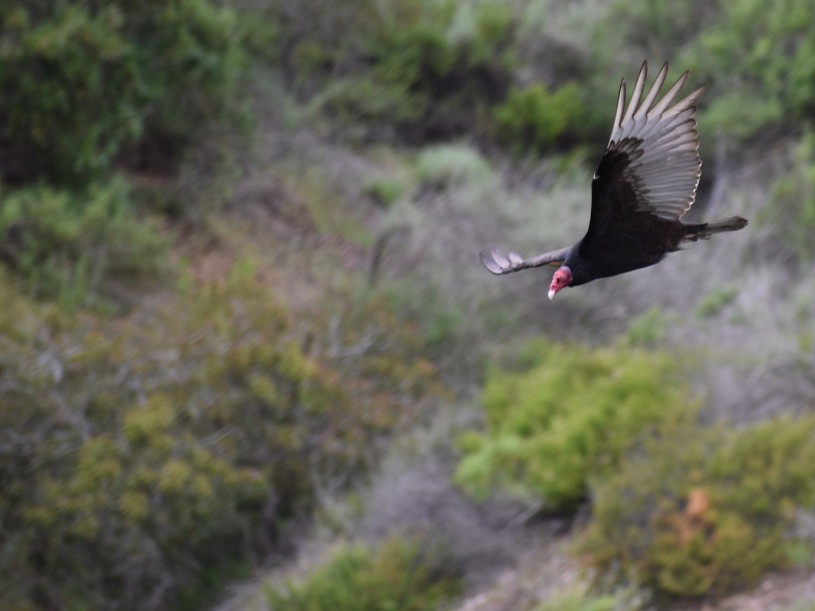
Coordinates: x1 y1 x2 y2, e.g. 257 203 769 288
548 266 571 300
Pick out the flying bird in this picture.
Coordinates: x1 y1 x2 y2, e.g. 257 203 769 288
480 62 748 300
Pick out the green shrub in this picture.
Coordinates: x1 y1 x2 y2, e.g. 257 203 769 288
626 306 671 347
688 0 815 140
535 585 644 611
0 0 245 184
589 1 815 143
363 175 408 207
264 0 374 85
582 416 815 598
265 537 461 611
493 82 587 155
697 89 783 143
455 339 696 511
284 0 516 142
25 399 267 609
0 178 167 308
695 286 740 319
0 263 444 610
383 2 516 140
603 0 718 62
414 143 494 190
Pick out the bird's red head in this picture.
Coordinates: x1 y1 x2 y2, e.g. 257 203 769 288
548 266 573 300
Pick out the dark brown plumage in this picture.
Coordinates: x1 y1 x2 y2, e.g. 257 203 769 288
480 62 748 300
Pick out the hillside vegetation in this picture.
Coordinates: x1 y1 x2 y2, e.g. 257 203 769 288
2 1 815 609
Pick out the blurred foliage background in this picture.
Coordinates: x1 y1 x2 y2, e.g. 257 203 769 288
2 0 815 609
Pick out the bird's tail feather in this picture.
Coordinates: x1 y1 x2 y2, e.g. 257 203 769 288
684 216 748 241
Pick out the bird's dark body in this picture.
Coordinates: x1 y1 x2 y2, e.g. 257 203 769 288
479 62 748 297
566 145 690 286
567 229 676 286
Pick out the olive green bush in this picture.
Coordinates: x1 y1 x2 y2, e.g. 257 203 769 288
582 416 815 598
364 0 516 141
24 400 268 609
602 0 718 63
265 536 461 610
414 143 495 190
0 177 167 308
493 82 588 155
0 0 247 300
535 585 644 611
455 340 696 511
600 0 815 143
690 0 815 141
272 0 516 142
0 0 244 184
0 265 443 610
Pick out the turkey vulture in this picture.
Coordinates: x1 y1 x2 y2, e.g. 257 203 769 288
480 62 748 300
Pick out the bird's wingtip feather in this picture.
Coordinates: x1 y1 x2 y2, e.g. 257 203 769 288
489 247 510 268
480 251 507 275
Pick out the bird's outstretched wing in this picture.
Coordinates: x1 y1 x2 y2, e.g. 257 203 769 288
479 246 571 275
585 62 704 243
